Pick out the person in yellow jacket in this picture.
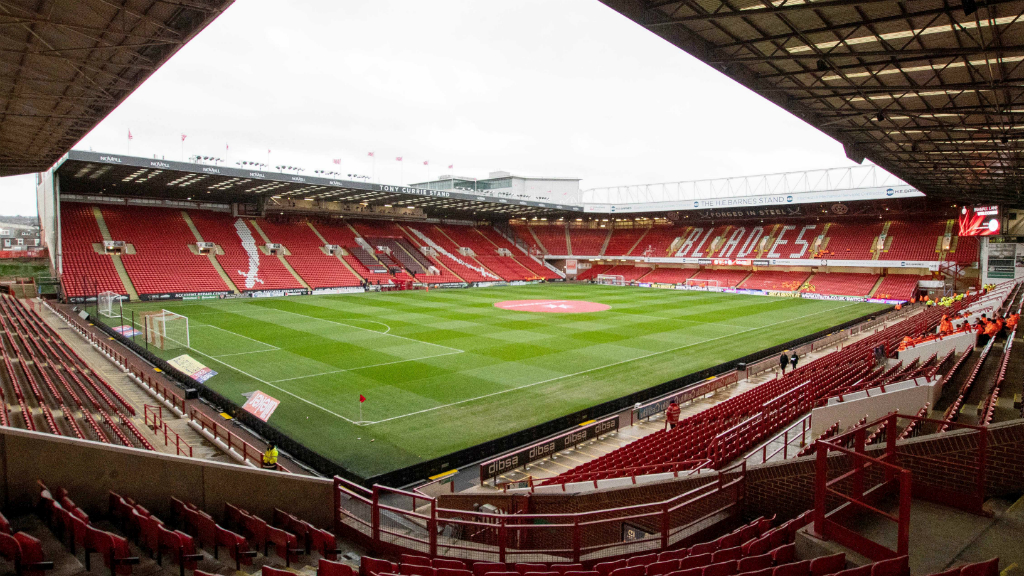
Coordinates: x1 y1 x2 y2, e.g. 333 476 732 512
262 444 279 469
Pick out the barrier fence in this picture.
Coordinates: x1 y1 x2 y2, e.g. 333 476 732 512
813 413 988 562
188 407 289 472
143 404 193 457
336 463 746 563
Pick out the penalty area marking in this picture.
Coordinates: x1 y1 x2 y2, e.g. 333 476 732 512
363 301 863 426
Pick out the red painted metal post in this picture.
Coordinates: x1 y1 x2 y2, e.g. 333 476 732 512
333 477 342 535
660 502 670 551
898 470 912 556
783 430 789 459
371 486 381 545
813 445 827 538
885 416 897 482
498 517 507 564
429 500 438 558
572 516 581 563
853 428 865 500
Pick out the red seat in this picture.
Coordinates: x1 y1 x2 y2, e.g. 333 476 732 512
267 525 301 566
679 555 712 570
610 567 645 576
773 561 811 576
629 555 659 567
320 559 357 576
809 554 846 576
213 526 254 570
742 569 773 576
402 566 435 576
435 560 468 570
702 560 737 576
156 525 200 576
666 569 702 576
659 551 689 562
647 560 679 576
265 567 293 576
404 556 432 568
690 541 717 555
473 563 507 576
517 565 548 576
772 544 796 565
552 565 584 575
960 559 999 576
0 531 52 576
711 548 741 563
84 526 137 576
438 570 473 576
832 568 870 576
364 558 400 576
869 557 909 576
738 555 773 573
742 535 770 556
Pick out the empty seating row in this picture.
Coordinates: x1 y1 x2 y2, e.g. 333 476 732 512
59 203 126 299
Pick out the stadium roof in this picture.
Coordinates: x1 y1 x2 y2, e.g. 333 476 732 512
53 150 583 218
0 0 233 177
599 0 1024 205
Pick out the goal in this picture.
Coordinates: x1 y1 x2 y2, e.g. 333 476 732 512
143 310 190 350
684 278 720 289
596 274 627 286
98 291 124 318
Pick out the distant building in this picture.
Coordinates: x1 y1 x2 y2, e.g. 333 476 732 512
411 171 581 205
0 220 41 251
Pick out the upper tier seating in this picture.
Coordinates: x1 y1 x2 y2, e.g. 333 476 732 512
477 228 559 279
102 206 228 296
635 227 681 257
303 221 393 285
817 221 882 260
885 220 947 261
604 228 649 256
0 295 152 450
740 271 811 292
530 226 569 256
949 236 979 264
801 273 880 297
188 213 302 291
59 204 126 299
256 220 362 289
568 229 609 256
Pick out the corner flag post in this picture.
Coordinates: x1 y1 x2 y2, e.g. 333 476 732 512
359 394 366 421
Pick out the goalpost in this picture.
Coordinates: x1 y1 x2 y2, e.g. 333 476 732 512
98 291 124 318
143 310 190 350
596 274 627 286
684 278 720 289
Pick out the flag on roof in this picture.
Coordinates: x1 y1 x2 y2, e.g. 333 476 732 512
333 159 341 165
368 152 375 157
423 160 429 166
127 129 133 141
396 156 403 161
180 134 186 142
448 164 453 169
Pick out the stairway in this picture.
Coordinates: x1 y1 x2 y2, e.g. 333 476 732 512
626 227 650 256
872 221 893 260
528 227 547 254
249 220 310 290
867 276 886 298
182 211 240 294
565 226 573 256
92 207 139 301
598 229 612 256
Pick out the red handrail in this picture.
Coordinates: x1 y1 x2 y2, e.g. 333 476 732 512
496 459 712 492
144 404 194 458
188 408 289 473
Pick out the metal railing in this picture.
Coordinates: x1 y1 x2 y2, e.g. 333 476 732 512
188 407 289 473
741 413 812 466
335 463 745 563
144 404 193 457
496 459 712 493
813 413 989 561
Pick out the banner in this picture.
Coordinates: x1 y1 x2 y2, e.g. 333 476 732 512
480 416 619 482
112 325 140 337
168 354 218 383
241 390 281 422
566 259 578 275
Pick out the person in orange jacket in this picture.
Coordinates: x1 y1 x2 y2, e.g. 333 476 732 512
939 316 953 334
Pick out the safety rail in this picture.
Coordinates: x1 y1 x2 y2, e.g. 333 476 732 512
143 404 193 458
131 368 188 415
741 413 811 465
335 463 745 562
813 413 988 561
500 459 712 493
188 407 288 473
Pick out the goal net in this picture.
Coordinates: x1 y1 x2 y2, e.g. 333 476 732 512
685 278 720 289
98 291 123 318
143 310 190 350
596 274 627 286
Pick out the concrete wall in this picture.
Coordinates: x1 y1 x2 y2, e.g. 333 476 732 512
0 427 333 528
896 331 974 365
811 378 935 436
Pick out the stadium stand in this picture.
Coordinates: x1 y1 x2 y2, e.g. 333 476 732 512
187 212 303 291
813 221 882 260
884 220 947 261
435 225 532 281
603 228 649 256
874 275 928 302
403 224 495 282
635 267 697 284
475 227 559 279
576 264 614 281
102 206 229 296
0 294 152 449
567 228 609 256
59 203 127 299
689 269 750 288
530 225 569 256
799 273 879 297
257 219 362 289
740 271 811 292
634 227 681 257
306 221 395 285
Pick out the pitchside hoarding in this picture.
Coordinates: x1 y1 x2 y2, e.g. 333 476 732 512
480 416 619 482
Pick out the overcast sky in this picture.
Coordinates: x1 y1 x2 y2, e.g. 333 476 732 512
0 0 876 216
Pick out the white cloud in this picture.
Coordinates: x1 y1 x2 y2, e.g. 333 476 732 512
2 0 867 215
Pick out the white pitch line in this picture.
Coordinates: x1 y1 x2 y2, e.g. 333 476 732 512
269 350 464 383
214 349 279 358
196 351 359 424
364 301 862 425
258 307 464 353
190 323 281 351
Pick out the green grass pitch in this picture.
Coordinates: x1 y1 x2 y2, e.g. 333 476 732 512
119 284 886 479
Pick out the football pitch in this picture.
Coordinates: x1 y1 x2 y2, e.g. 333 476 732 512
120 284 886 479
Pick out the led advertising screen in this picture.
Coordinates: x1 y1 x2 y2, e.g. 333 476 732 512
958 205 1001 236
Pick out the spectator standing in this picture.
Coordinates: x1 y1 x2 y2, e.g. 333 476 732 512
779 352 789 374
665 401 681 430
790 352 799 371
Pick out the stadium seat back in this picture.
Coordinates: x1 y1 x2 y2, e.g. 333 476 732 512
869 556 909 576
742 535 770 556
773 560 810 576
702 560 737 576
679 554 712 570
610 567 645 576
772 543 796 565
665 569 702 576
743 569 773 576
832 567 870 576
437 570 472 576
738 554 773 573
809 554 846 576
959 559 999 576
647 560 679 576
473 562 507 576
552 565 584 575
404 556 432 568
402 565 435 576
711 547 741 563
320 559 356 576
659 550 688 562
364 559 400 576
628 555 658 567
435 560 468 570
264 567 293 576
690 541 717 555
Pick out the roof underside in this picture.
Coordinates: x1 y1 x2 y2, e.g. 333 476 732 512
0 0 233 177
599 0 1024 205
